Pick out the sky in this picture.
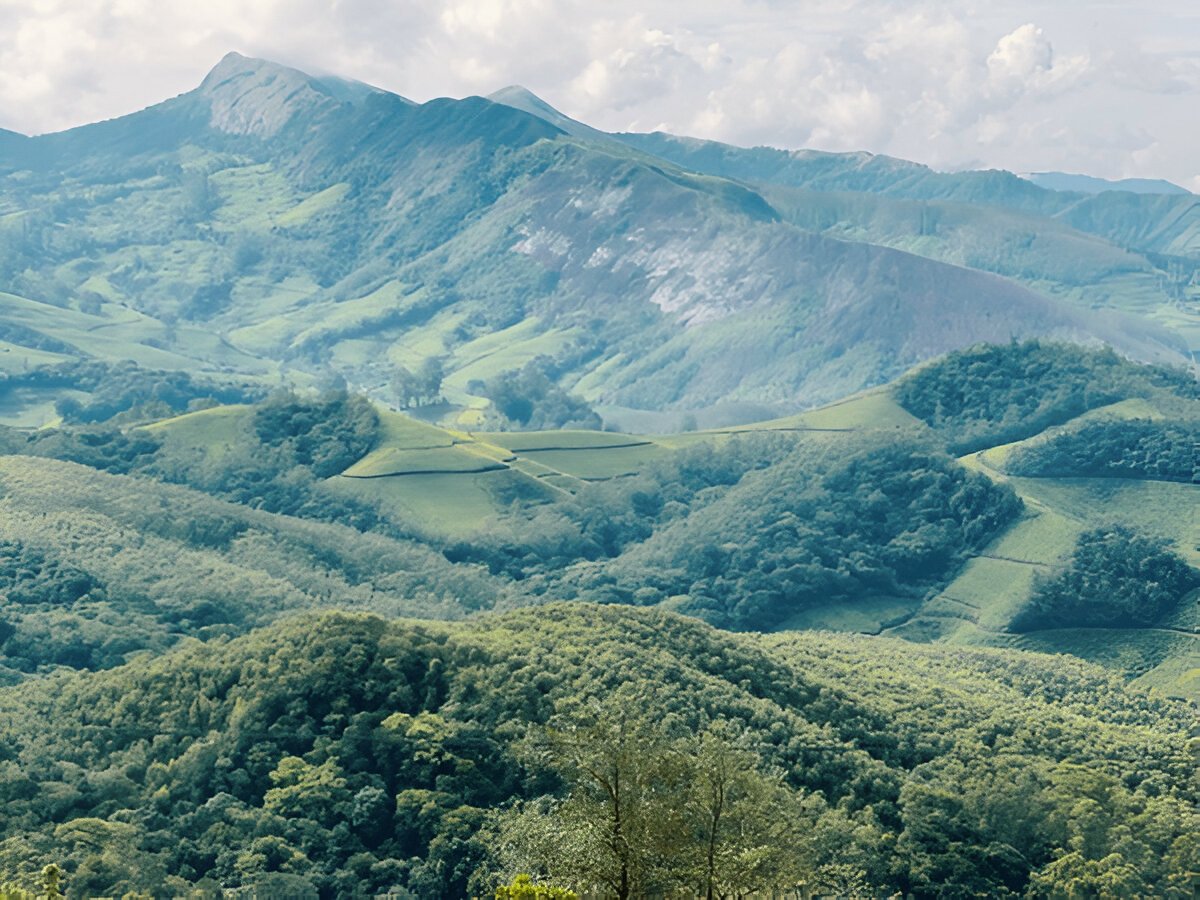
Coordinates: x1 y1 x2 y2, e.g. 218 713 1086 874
1 0 1198 189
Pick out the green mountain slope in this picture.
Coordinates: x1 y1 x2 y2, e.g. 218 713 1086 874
0 604 1193 897
612 130 1200 358
0 55 1193 432
616 129 1200 243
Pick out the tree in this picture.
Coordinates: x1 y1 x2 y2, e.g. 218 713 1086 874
494 707 689 898
490 709 816 898
1027 851 1146 899
391 366 421 409
392 359 445 408
40 865 64 900
418 358 446 406
686 728 812 899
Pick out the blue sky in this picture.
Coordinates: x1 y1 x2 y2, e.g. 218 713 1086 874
1 0 1196 188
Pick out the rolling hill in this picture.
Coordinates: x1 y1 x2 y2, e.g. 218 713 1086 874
116 341 1197 701
4 44 1200 900
1021 171 1191 195
0 341 1194 894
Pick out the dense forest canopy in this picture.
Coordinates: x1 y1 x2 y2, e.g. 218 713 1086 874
0 606 1194 898
0 360 264 425
894 340 1199 453
1003 418 1199 482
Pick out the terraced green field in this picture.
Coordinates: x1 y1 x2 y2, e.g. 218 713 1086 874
327 409 676 530
343 445 510 477
330 468 544 534
1012 477 1199 562
476 430 654 451
903 407 1200 699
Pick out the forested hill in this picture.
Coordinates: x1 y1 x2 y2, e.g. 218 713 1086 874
0 605 1195 898
0 342 1196 695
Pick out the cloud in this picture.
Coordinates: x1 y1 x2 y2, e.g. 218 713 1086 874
987 23 1054 81
565 16 718 126
0 1 1194 187
985 23 1090 98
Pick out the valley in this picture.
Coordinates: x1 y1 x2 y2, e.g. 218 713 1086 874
0 50 1196 900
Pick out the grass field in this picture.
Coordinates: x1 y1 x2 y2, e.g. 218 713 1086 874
142 405 254 461
476 430 654 451
342 445 510 477
516 444 668 480
330 468 557 535
774 595 919 634
725 387 926 433
276 182 350 228
1009 476 1200 564
330 410 672 527
0 341 72 374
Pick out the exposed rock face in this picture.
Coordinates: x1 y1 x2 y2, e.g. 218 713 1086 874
198 52 367 138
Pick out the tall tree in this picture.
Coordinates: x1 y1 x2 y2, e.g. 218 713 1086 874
686 727 812 899
489 708 815 898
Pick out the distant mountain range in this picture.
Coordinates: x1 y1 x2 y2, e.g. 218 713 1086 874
1020 171 1190 195
0 52 1197 429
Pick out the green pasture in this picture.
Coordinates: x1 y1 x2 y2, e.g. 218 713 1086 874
477 430 653 451
517 444 668 480
342 445 508 477
329 468 555 536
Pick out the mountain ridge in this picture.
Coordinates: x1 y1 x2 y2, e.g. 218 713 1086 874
1022 170 1191 195
0 53 1195 429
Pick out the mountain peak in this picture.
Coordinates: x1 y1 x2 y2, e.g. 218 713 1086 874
489 85 557 115
198 51 282 90
197 52 387 138
487 85 603 141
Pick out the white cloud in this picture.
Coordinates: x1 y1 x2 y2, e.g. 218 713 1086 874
987 23 1053 81
0 1 1194 187
985 23 1090 99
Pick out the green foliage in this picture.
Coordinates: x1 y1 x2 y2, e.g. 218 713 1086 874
895 341 1198 453
251 389 379 478
481 360 602 431
1004 418 1199 482
0 605 1193 897
0 454 495 677
1 425 163 476
0 361 263 426
1013 526 1199 630
0 863 64 900
390 358 445 409
488 712 812 898
454 435 1020 631
494 874 577 899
